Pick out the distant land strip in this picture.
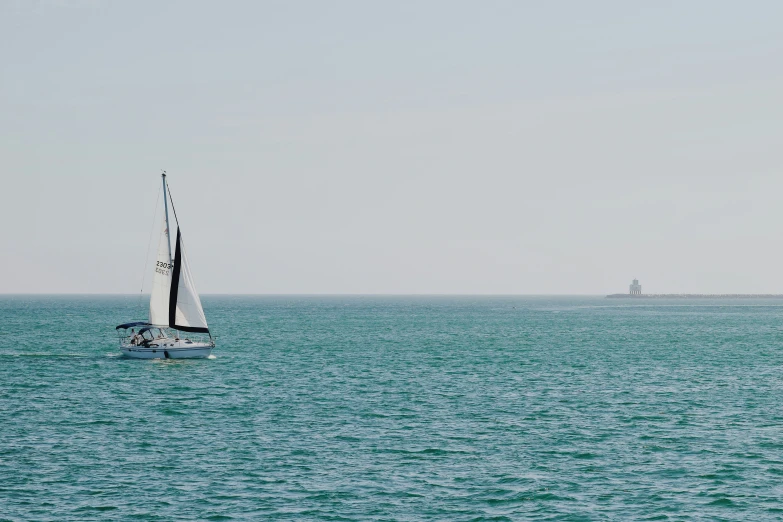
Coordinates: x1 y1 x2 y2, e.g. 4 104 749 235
606 294 783 299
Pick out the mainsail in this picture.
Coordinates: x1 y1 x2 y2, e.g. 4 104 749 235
149 221 172 326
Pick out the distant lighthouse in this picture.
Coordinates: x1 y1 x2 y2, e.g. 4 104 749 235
629 279 642 295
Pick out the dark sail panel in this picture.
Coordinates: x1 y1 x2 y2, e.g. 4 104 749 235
167 227 210 334
168 228 182 328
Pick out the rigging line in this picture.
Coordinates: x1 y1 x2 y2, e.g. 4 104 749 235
165 180 181 228
138 183 162 308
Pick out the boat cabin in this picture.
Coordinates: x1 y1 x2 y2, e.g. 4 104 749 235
115 322 182 347
137 327 170 343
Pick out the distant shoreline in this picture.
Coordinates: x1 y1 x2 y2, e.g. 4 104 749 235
606 294 783 299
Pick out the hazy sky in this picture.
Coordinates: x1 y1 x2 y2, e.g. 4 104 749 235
2 0 782 294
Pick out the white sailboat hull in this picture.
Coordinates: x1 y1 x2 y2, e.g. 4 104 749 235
120 341 213 359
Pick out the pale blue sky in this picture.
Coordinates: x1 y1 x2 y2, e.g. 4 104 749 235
2 1 782 293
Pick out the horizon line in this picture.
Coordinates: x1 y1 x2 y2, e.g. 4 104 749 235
3 292 783 297
0 292 611 297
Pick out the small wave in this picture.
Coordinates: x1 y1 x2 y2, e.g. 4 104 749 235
74 506 119 512
376 448 471 457
708 497 735 507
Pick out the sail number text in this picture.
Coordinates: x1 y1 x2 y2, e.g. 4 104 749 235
156 261 173 275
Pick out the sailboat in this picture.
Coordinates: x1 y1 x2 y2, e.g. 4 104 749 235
116 172 215 359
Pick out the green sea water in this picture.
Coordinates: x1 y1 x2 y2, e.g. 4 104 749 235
2 295 783 520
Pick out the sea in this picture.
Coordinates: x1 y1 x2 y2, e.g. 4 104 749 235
2 295 783 521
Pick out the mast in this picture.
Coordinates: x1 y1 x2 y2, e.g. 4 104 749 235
161 171 173 264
